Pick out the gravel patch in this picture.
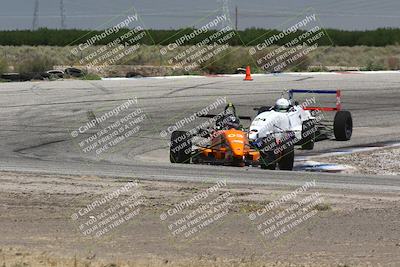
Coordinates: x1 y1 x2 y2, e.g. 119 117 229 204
324 147 400 175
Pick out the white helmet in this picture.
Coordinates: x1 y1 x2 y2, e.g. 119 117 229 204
275 98 290 112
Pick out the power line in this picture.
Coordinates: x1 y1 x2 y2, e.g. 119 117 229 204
235 5 238 31
32 0 39 30
60 0 66 29
218 0 231 28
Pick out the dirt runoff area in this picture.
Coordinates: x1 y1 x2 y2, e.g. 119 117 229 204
0 171 399 267
324 147 400 176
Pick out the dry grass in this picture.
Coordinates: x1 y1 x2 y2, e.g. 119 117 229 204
0 45 399 75
324 147 400 176
0 56 7 74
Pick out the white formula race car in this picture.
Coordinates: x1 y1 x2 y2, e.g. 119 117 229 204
248 89 353 170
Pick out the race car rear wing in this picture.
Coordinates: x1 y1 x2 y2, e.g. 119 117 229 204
288 89 341 111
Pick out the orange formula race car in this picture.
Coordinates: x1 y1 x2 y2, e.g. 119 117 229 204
169 104 260 167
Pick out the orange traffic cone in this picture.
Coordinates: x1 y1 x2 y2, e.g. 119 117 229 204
244 66 253 81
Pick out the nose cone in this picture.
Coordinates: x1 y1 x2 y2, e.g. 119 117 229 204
231 142 244 157
224 130 246 157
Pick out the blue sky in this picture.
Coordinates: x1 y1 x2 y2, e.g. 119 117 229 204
0 0 399 30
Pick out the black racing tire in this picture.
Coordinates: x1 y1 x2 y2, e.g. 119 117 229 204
260 151 276 170
40 72 51 79
65 67 84 77
256 135 277 170
30 72 45 80
126 72 144 78
278 146 294 171
170 131 192 164
301 120 316 150
334 111 353 141
1 73 21 81
20 73 35 81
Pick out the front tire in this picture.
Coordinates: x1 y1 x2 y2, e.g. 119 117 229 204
278 146 294 171
260 151 276 170
170 131 192 163
334 111 353 141
257 135 277 170
301 120 316 150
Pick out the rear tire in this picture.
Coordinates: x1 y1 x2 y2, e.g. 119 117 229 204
260 151 276 170
334 111 353 141
278 146 294 171
301 120 316 150
170 131 192 163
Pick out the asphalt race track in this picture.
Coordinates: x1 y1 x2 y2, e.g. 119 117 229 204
1 72 400 191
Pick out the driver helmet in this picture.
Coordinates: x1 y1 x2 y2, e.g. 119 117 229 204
216 114 240 130
224 115 240 129
275 98 290 112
